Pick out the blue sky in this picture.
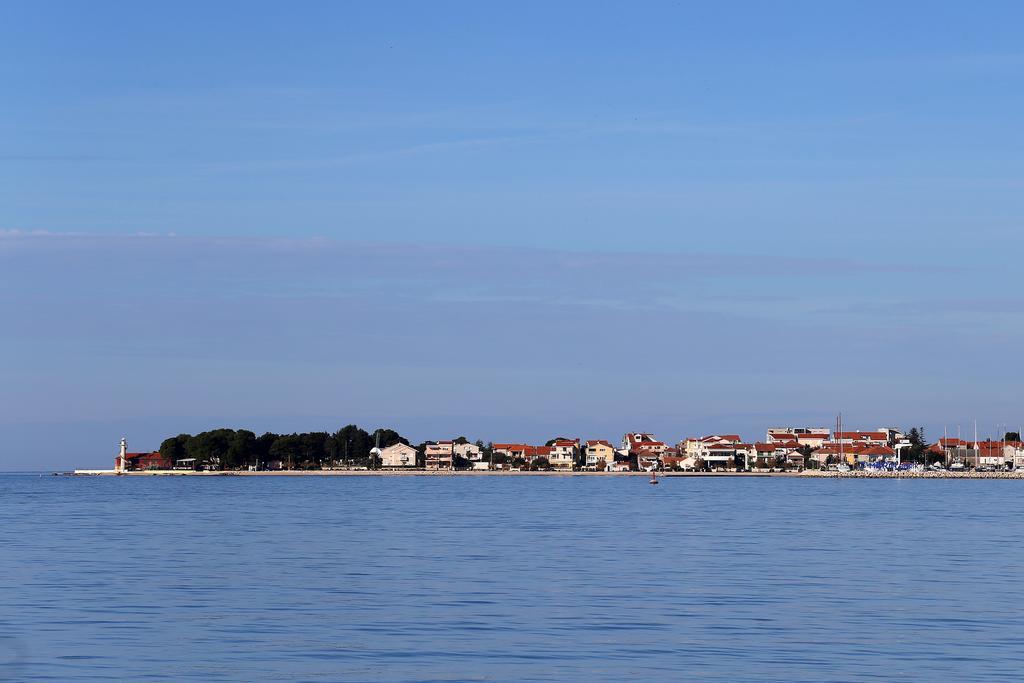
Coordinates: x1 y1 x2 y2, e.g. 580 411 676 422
3 2 1024 469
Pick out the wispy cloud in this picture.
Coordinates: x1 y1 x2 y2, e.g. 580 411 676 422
201 135 536 174
0 231 969 329
0 154 115 162
0 230 918 274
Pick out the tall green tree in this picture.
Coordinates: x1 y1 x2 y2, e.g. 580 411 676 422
157 425 413 470
226 429 257 469
905 427 928 464
332 425 371 464
371 428 408 449
159 434 192 465
300 432 330 467
254 432 279 468
269 434 302 469
186 429 235 469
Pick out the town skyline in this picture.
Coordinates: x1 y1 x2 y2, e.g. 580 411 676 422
99 420 1024 473
96 423 1024 476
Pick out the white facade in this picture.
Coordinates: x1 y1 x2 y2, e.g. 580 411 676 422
622 433 667 454
1011 445 1024 468
454 442 482 460
548 439 578 470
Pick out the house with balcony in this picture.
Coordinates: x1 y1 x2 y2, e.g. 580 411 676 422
379 442 419 468
548 438 579 471
425 440 454 470
662 453 698 470
583 440 615 470
1009 441 1024 468
703 441 754 471
855 444 895 465
454 441 483 461
492 443 525 461
492 443 554 468
680 438 702 459
752 441 800 468
636 449 663 471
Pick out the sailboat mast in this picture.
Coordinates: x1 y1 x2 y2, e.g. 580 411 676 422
974 419 979 469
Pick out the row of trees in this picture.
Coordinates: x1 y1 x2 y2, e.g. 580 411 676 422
159 425 410 470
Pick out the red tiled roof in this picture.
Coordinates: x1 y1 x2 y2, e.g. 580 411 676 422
770 430 827 436
700 434 741 443
625 433 660 442
754 442 797 452
815 443 871 454
834 431 888 441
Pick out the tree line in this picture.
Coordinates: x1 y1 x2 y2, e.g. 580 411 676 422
159 425 409 470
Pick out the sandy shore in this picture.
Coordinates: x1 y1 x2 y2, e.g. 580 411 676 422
69 469 1024 479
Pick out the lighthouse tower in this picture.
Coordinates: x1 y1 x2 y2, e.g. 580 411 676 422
115 437 128 473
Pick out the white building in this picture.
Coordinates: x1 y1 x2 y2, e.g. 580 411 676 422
766 427 830 447
548 438 579 470
379 443 418 468
622 433 667 455
454 441 483 461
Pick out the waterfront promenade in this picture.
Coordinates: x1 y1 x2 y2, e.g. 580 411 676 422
70 468 1024 479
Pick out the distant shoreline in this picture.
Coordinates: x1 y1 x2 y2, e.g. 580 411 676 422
68 469 1024 479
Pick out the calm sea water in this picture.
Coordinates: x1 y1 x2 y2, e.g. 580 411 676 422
2 474 1023 682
